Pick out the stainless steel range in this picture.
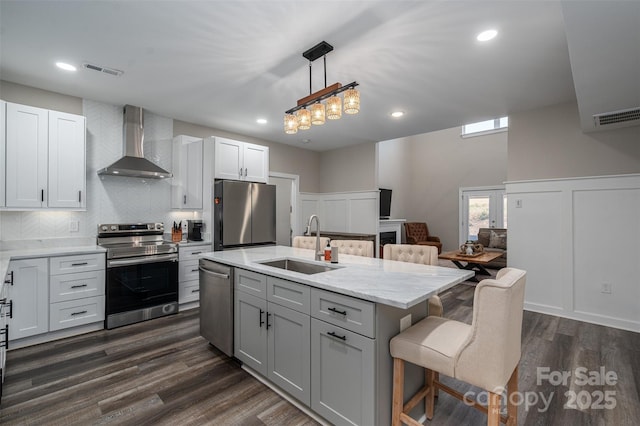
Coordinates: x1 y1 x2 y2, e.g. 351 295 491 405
98 222 178 329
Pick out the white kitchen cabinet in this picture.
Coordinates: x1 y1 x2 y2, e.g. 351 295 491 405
214 137 269 183
7 258 49 341
5 103 48 208
0 100 5 207
47 110 86 208
172 135 203 209
4 102 86 209
178 243 209 306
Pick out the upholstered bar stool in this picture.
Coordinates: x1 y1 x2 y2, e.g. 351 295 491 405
330 239 374 257
383 244 443 317
390 268 526 426
292 236 329 250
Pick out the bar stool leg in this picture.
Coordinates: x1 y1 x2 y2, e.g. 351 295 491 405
426 368 435 420
487 391 501 426
392 358 405 426
506 366 518 426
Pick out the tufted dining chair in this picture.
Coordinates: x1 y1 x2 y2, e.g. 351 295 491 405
292 236 329 251
383 244 442 317
330 239 374 257
390 267 526 426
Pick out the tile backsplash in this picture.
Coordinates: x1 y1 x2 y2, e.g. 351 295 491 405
0 99 202 242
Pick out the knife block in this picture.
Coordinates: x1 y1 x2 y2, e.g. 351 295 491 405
171 229 182 242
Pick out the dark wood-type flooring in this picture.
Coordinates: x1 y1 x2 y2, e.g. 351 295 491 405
1 275 639 425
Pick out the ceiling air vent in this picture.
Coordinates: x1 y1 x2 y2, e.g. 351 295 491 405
83 63 123 77
593 107 640 128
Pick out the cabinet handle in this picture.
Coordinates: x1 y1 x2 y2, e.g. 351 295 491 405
191 251 202 255
0 325 8 349
71 262 88 266
266 312 272 329
71 284 88 289
4 271 13 285
191 268 199 272
191 289 200 294
41 189 45 202
239 168 242 178
70 310 88 316
183 195 187 205
0 299 12 319
244 168 247 177
259 309 265 327
328 307 347 316
78 190 82 203
327 331 346 341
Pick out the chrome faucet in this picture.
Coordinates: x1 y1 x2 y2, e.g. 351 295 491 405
305 214 322 261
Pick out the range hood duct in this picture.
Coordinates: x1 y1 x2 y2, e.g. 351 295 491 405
97 105 172 179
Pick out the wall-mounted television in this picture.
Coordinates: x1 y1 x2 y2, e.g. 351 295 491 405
379 188 392 219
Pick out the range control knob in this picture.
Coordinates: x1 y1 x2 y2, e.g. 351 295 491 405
110 225 117 231
156 223 163 230
101 225 108 231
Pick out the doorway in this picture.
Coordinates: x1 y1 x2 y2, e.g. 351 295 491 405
269 172 299 246
459 186 507 244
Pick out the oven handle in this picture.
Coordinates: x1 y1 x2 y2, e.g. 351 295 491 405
198 267 230 280
108 254 178 267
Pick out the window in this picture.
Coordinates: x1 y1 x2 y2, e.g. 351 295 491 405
461 116 508 137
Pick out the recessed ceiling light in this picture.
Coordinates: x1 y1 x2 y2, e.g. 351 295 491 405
476 29 498 42
256 118 267 124
391 111 404 118
55 62 77 71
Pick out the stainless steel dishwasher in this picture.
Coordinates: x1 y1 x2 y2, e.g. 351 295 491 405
198 259 234 357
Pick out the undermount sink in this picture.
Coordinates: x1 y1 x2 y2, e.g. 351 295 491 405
258 258 341 275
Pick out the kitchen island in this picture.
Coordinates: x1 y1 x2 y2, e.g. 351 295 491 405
201 245 473 426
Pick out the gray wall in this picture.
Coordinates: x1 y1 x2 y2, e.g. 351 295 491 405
174 120 322 193
0 80 82 114
378 127 508 251
508 102 640 180
319 142 378 193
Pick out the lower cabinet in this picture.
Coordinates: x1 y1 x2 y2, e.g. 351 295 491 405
235 289 311 405
7 258 49 341
178 243 210 306
310 317 375 426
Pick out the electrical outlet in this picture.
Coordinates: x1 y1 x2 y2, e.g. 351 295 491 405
601 283 612 294
69 220 79 232
400 314 412 332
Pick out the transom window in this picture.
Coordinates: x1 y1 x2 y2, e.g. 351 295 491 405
461 116 508 137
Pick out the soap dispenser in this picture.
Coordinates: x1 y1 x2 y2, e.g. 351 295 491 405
324 241 332 262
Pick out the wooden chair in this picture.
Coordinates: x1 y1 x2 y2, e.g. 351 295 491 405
292 236 329 250
404 222 442 254
330 239 374 257
390 267 526 426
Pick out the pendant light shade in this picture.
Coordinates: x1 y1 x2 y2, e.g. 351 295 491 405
326 95 342 120
344 88 360 114
284 113 298 134
296 109 311 130
311 103 325 125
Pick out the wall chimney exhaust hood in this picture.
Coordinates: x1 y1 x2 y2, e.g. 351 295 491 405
97 105 172 179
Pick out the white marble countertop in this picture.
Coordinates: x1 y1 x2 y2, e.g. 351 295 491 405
201 246 474 309
0 241 106 295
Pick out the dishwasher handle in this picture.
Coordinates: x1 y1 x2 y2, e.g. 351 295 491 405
198 266 230 280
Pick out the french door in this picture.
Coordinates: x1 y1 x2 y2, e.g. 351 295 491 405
459 187 507 243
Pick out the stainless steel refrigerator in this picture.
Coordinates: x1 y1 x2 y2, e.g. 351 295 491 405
213 180 276 251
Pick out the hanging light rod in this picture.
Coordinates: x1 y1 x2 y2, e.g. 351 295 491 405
284 41 361 134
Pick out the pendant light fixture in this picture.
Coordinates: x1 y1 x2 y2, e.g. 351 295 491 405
284 41 359 134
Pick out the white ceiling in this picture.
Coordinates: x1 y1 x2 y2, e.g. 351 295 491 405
0 1 638 152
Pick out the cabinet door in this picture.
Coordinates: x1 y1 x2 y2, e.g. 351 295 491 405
311 318 375 426
185 138 203 208
243 143 269 183
8 258 49 340
1 100 5 207
5 103 48 208
234 290 268 375
48 111 86 208
214 138 243 181
267 302 311 405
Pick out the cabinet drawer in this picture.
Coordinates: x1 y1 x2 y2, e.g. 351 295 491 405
235 269 267 296
179 281 200 304
267 276 310 314
179 260 200 282
50 270 105 303
50 253 105 275
179 244 210 261
311 289 375 338
49 296 105 331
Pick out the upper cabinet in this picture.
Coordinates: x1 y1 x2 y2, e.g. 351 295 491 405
172 135 203 209
214 137 269 183
3 102 86 209
0 101 5 208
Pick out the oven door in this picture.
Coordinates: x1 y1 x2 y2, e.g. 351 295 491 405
106 254 178 315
